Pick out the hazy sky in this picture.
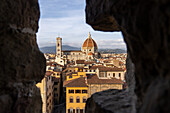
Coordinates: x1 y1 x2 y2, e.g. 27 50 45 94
37 0 126 49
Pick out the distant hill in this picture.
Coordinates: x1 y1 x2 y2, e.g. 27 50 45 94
40 45 80 53
99 48 126 54
40 45 126 54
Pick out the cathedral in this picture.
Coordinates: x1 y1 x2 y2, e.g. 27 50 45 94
55 33 100 65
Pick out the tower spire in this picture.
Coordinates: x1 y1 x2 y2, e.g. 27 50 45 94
88 32 91 38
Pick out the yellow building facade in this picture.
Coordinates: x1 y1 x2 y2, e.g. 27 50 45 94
66 87 87 113
66 67 86 81
64 77 88 113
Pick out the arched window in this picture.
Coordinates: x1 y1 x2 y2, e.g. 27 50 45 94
113 73 115 77
82 96 86 103
76 96 80 103
58 43 60 47
83 108 85 113
69 107 74 113
119 73 121 77
76 107 80 113
69 96 73 103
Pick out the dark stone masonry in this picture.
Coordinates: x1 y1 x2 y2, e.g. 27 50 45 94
0 0 46 113
85 0 170 113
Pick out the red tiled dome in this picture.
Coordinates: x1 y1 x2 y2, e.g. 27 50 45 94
88 52 93 55
82 33 98 48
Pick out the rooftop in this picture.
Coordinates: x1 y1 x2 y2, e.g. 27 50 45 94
87 75 124 84
64 77 88 87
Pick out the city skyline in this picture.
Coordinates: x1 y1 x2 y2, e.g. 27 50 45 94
37 0 126 49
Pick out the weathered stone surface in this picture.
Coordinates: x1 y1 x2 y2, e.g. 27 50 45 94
0 0 45 113
86 89 132 113
86 0 120 31
0 0 40 32
85 0 170 113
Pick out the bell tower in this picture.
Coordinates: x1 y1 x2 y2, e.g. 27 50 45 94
56 37 62 58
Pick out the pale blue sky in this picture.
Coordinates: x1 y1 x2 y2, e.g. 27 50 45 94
37 0 126 49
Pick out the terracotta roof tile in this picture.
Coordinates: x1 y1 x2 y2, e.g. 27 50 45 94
87 75 124 84
64 77 88 87
53 77 60 82
45 71 53 76
76 60 85 64
88 52 93 55
99 67 124 72
84 61 96 64
82 33 98 48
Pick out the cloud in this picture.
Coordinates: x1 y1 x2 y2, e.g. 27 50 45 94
37 17 126 49
39 0 85 18
37 0 126 49
97 39 126 49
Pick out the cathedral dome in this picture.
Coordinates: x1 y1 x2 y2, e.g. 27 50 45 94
88 52 93 55
82 32 98 48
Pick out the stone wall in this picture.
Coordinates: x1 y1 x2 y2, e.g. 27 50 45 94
0 0 46 113
85 0 170 113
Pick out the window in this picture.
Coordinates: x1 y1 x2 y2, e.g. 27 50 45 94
94 70 95 72
85 70 87 72
76 108 80 113
76 96 80 103
119 73 121 77
54 94 58 97
69 76 72 79
69 96 73 103
54 82 58 85
54 88 57 91
68 108 74 113
69 90 74 93
89 70 91 72
99 72 105 77
89 49 91 51
83 108 85 113
58 43 60 47
83 96 86 103
82 90 87 93
113 73 115 77
75 90 81 93
105 73 107 77
58 49 60 51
